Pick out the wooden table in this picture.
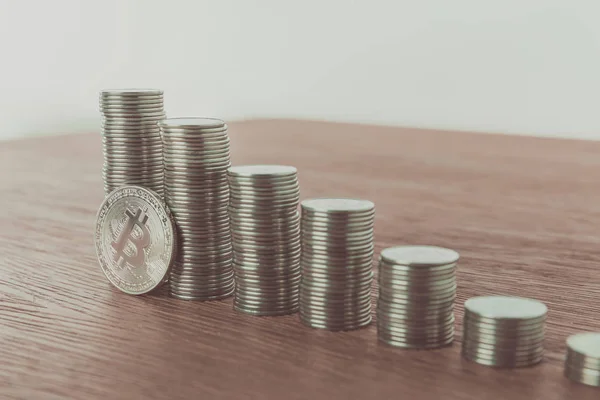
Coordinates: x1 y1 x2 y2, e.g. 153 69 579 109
1 119 599 399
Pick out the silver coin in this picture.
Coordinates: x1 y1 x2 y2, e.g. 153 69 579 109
101 109 165 117
102 122 162 129
170 286 234 297
377 322 455 338
380 245 459 266
462 329 545 345
462 353 543 368
229 182 299 192
377 305 454 320
163 152 231 161
461 347 544 367
101 88 163 96
299 295 372 311
169 277 234 288
230 217 300 229
462 344 545 359
234 275 301 286
299 312 372 331
94 186 175 294
378 333 454 349
170 291 234 301
233 306 298 317
162 130 229 138
299 305 372 320
462 341 544 356
228 164 297 177
567 332 600 359
565 332 600 370
101 106 164 114
564 364 600 387
101 98 164 106
463 321 546 338
159 116 225 128
233 265 301 275
301 198 374 213
160 124 228 133
464 296 547 321
103 115 166 123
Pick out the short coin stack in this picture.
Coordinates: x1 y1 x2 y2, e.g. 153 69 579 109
377 245 459 349
299 198 375 331
564 332 600 387
462 296 547 368
158 117 234 300
99 89 165 196
228 165 301 316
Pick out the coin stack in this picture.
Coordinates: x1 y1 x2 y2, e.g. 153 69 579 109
299 198 375 331
376 245 459 349
564 332 600 387
99 89 165 196
158 117 234 300
228 165 301 316
462 296 547 368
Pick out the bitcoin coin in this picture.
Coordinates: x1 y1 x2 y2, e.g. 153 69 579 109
95 186 175 295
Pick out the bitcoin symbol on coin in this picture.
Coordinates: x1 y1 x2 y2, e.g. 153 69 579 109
111 208 150 269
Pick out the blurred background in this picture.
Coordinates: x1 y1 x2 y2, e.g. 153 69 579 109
0 0 599 140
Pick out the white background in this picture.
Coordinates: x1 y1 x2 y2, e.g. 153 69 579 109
0 0 599 140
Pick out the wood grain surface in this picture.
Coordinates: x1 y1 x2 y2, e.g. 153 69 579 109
1 119 599 399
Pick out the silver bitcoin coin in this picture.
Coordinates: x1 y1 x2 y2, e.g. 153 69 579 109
95 185 176 295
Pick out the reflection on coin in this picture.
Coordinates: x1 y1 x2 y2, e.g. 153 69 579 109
94 186 175 295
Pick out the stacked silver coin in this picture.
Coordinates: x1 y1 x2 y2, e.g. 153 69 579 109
99 89 165 196
228 165 301 316
299 198 375 331
564 332 600 387
158 117 234 300
377 245 459 349
462 296 547 368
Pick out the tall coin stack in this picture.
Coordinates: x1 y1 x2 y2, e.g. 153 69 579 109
158 117 234 300
228 165 301 316
99 89 165 196
299 198 375 331
462 296 547 368
376 245 459 349
564 332 600 387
